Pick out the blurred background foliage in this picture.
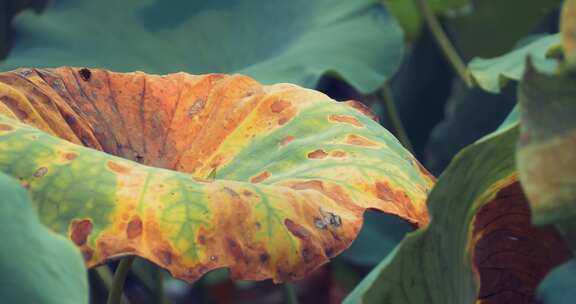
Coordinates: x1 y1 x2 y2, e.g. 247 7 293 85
0 0 564 303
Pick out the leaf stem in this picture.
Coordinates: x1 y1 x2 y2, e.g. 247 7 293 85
94 265 131 304
415 0 473 87
379 83 414 153
107 256 135 304
282 283 299 304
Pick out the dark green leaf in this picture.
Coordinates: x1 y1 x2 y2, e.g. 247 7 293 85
384 0 469 40
447 0 561 60
1 0 404 93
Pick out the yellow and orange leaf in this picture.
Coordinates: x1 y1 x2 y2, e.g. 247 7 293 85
0 67 434 282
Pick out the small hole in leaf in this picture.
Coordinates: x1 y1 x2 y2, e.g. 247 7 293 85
79 68 91 81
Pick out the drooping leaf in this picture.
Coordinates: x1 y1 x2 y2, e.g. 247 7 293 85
0 0 404 94
516 62 576 226
383 0 469 40
468 34 560 93
561 0 576 65
537 258 576 304
0 67 435 283
0 172 88 303
345 111 573 303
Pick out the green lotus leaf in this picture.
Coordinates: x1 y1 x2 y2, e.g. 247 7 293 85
468 34 560 93
0 172 88 304
1 0 404 94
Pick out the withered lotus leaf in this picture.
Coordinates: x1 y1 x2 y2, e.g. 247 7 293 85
0 67 434 282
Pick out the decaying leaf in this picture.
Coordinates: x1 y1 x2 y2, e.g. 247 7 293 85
516 63 576 226
0 67 435 283
561 0 576 66
345 114 572 303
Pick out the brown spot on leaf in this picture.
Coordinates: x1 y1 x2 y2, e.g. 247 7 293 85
81 247 93 261
106 160 131 174
278 117 289 125
126 216 143 239
64 152 78 161
78 68 91 81
331 150 347 158
375 181 423 224
33 167 48 177
329 114 363 127
326 248 339 260
251 171 271 183
291 180 324 191
0 123 14 131
227 239 244 260
280 135 295 146
71 219 93 246
343 100 379 122
301 247 313 262
154 249 173 266
188 99 205 117
198 235 206 245
284 219 310 239
259 252 270 263
307 149 328 159
346 134 377 147
270 99 291 113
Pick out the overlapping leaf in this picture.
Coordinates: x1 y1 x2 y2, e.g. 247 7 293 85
0 172 88 304
345 110 572 303
0 67 435 283
468 34 560 93
0 0 404 94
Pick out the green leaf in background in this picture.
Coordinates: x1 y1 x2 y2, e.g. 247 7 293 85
339 212 414 266
538 258 576 304
345 109 573 303
424 79 516 174
468 34 560 93
1 0 403 94
0 0 46 58
447 0 562 60
0 172 88 304
384 0 469 40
